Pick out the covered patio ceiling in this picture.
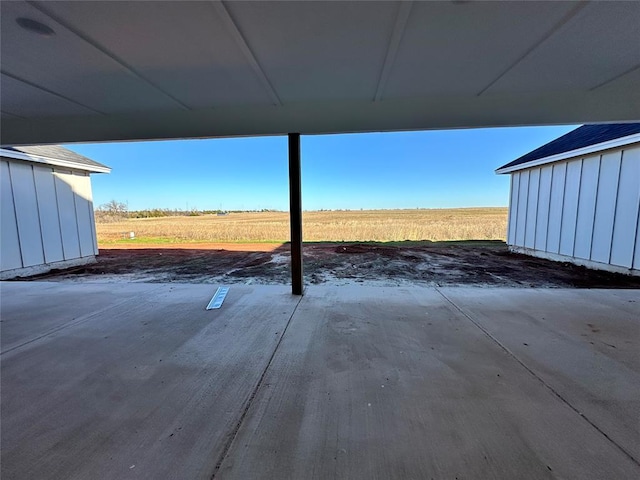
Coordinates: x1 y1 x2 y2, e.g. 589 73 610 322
1 0 639 146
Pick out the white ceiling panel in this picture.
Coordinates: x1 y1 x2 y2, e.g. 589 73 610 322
39 1 273 109
384 1 577 99
596 66 640 96
225 1 397 102
1 110 25 120
0 73 99 117
1 0 638 144
485 2 640 94
0 1 182 113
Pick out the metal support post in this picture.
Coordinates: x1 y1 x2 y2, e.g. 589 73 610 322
288 133 303 295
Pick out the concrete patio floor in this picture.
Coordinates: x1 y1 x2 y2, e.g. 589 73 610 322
1 282 638 479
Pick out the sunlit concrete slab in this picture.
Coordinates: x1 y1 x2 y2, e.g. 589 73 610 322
1 282 299 480
1 282 639 479
439 287 640 462
0 282 164 353
216 286 639 479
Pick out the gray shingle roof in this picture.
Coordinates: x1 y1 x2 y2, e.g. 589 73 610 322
498 123 640 172
4 145 109 171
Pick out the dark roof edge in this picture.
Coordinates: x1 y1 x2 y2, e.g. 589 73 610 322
496 123 640 174
0 147 110 173
496 133 640 174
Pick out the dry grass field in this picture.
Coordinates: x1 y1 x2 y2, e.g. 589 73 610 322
96 208 508 244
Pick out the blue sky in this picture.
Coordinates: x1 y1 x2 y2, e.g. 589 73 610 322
65 125 578 211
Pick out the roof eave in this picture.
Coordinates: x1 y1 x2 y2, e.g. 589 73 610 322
495 132 640 175
0 148 111 173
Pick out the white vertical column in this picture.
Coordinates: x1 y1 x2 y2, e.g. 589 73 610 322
574 155 600 260
10 162 45 267
535 165 552 251
592 151 622 264
610 147 640 267
33 165 65 263
1 160 23 271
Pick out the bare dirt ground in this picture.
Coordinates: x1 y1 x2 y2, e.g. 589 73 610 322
23 241 640 288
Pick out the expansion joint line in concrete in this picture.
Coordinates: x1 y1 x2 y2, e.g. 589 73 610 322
434 287 640 469
210 295 304 479
0 285 166 357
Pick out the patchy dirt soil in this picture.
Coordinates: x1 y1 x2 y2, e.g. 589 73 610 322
21 241 640 288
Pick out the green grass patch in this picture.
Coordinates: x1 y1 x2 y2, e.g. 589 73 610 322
98 236 286 246
300 239 506 248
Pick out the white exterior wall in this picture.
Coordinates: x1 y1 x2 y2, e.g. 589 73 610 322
0 157 98 278
507 145 640 275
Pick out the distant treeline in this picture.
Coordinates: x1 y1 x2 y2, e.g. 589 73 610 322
129 208 222 218
96 200 281 222
128 208 279 218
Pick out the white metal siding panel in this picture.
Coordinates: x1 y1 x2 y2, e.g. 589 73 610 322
87 182 99 255
591 151 622 264
54 171 81 260
574 155 600 260
516 170 529 246
507 173 519 245
535 165 552 251
70 173 95 257
635 207 640 270
89 199 98 254
10 162 44 267
525 168 540 248
559 160 582 256
547 163 566 254
1 160 23 271
33 165 65 263
610 146 640 268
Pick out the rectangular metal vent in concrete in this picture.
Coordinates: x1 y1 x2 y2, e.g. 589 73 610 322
206 286 229 310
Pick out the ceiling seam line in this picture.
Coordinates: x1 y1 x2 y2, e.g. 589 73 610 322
476 0 590 97
26 0 192 111
1 71 106 115
589 63 640 91
0 110 28 120
374 1 413 102
211 0 282 106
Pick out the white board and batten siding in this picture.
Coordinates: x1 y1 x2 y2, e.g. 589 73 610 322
0 157 99 278
507 145 640 275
